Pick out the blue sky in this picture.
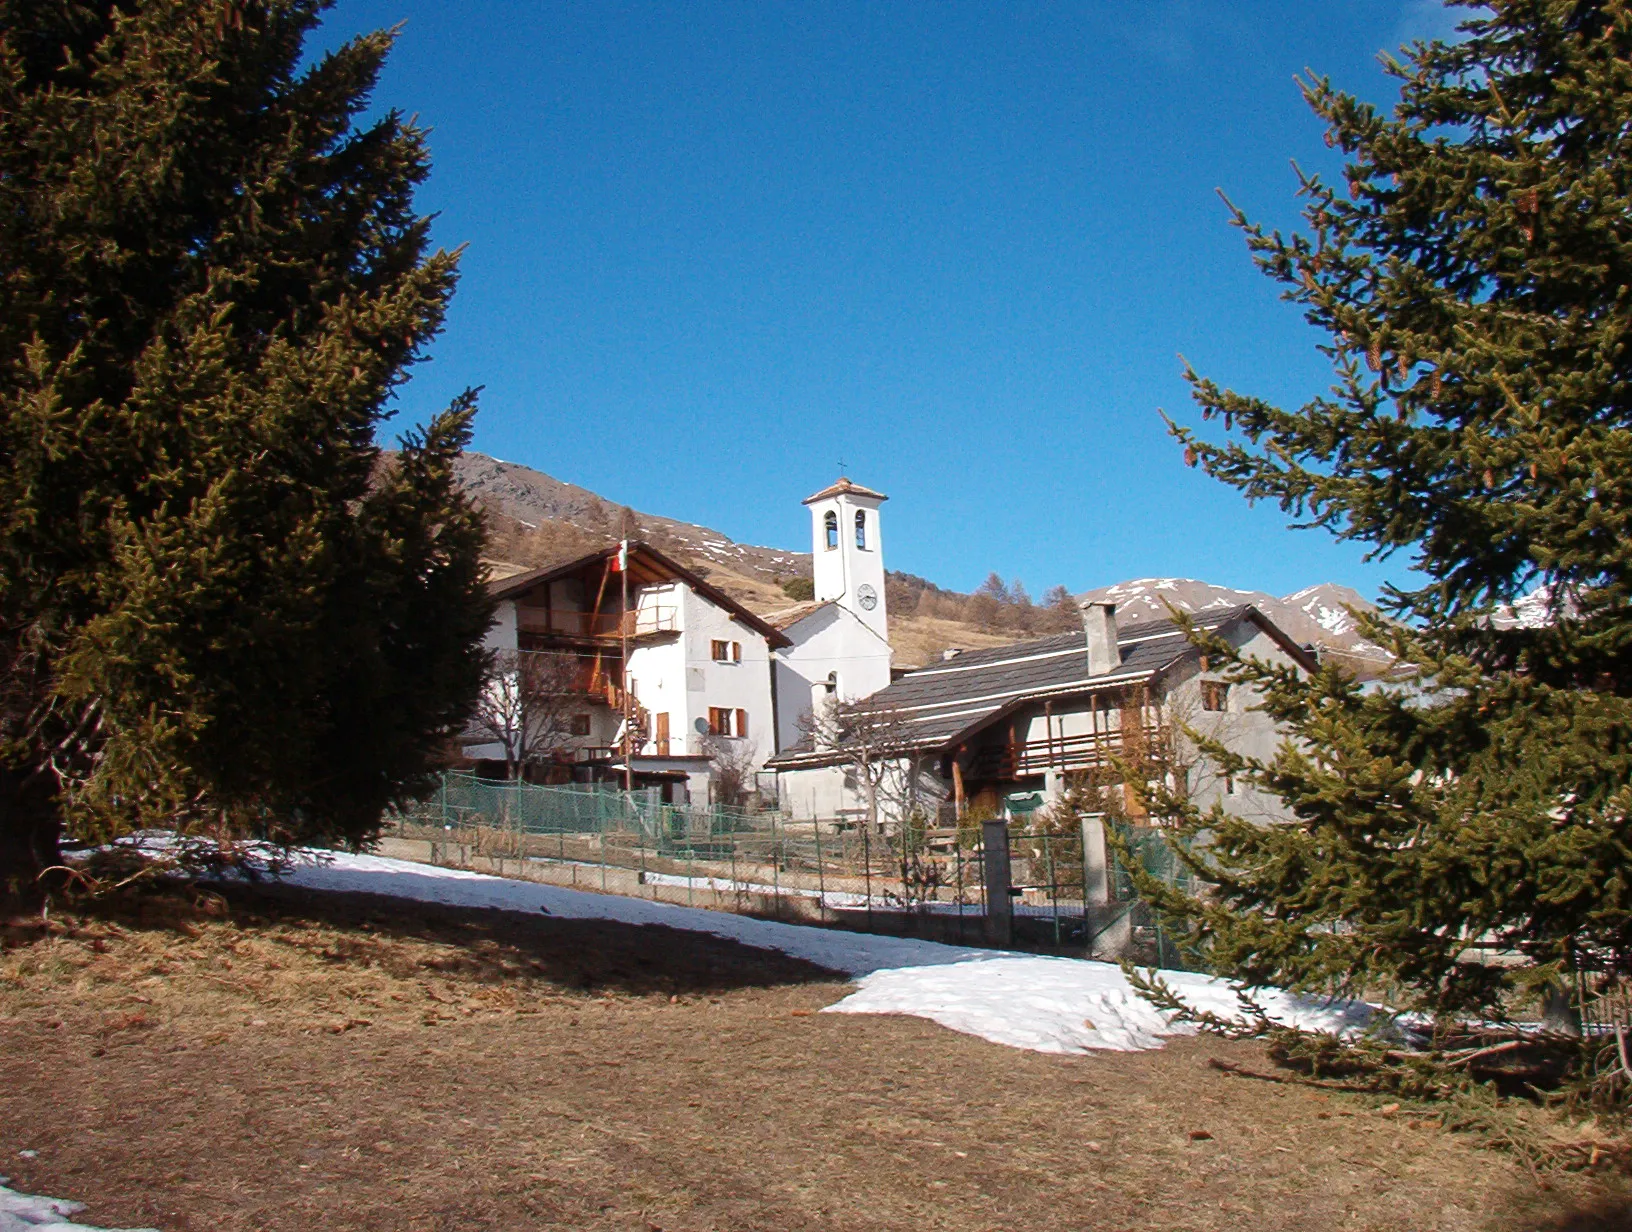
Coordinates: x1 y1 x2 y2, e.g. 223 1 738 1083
319 1 1468 599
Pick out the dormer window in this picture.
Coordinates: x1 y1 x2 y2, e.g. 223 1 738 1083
824 510 838 551
855 509 867 549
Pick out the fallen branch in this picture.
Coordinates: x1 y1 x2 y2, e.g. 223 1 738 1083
1206 1056 1378 1093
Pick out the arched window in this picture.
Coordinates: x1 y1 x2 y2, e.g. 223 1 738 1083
855 509 867 549
824 510 838 550
825 670 839 695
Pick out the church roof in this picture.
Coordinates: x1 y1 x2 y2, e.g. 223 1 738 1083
762 599 834 630
802 476 888 505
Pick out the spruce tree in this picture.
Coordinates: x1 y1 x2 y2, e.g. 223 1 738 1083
1149 0 1632 1021
0 1 492 905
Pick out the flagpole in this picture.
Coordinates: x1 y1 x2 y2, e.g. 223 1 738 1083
620 538 632 794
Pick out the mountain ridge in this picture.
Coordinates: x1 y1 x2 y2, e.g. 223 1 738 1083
452 452 1390 669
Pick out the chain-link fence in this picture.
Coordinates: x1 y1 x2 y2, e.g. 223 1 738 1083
385 772 1205 965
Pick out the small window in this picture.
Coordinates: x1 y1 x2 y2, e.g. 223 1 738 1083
855 509 867 549
1223 772 1236 796
824 670 838 695
708 706 742 737
711 639 730 662
824 510 838 551
1201 680 1230 712
570 713 591 737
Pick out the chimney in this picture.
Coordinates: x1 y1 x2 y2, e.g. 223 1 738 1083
1080 600 1121 676
941 648 964 661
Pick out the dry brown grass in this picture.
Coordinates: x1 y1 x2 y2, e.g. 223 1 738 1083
2 883 1630 1232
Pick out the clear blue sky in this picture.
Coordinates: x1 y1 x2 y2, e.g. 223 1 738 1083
319 1 1465 599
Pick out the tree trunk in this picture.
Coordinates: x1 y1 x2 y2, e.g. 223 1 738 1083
0 764 63 913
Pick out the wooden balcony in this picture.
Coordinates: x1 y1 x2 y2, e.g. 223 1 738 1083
965 722 1166 783
515 605 679 642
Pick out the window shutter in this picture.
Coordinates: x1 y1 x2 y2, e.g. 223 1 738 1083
732 641 741 663
736 709 748 738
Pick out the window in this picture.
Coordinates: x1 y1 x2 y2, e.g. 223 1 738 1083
855 509 867 549
707 707 748 738
825 670 838 695
711 640 742 663
824 510 838 550
570 713 591 737
1201 680 1230 712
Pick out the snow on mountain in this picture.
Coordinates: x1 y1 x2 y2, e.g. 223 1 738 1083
1078 577 1393 663
1490 582 1576 630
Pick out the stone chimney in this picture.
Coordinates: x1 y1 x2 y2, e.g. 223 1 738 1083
1080 600 1121 676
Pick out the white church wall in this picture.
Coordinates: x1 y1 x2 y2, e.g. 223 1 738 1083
771 604 893 751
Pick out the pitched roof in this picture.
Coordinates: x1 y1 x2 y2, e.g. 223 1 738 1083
762 599 834 631
768 605 1314 768
802 477 889 505
488 541 792 648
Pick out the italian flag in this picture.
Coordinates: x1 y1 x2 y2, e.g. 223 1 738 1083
612 540 628 572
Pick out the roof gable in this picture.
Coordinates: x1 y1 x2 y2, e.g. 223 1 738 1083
489 541 792 648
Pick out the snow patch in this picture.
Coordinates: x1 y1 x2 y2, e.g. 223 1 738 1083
0 1183 156 1232
826 957 1378 1054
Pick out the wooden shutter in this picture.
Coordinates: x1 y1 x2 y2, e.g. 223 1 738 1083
736 708 748 739
732 641 741 663
655 712 670 755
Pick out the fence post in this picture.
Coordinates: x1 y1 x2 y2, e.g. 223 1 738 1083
772 812 782 920
814 821 826 925
863 823 873 934
981 819 1013 949
1046 837 1061 948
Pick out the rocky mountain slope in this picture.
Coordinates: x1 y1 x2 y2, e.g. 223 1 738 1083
454 452 1391 670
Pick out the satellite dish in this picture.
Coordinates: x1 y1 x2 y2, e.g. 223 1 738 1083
694 717 710 735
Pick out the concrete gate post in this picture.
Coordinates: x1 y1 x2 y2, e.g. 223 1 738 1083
1080 812 1110 907
981 819 1012 948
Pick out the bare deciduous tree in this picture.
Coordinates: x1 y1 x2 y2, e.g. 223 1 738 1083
702 733 759 808
468 650 587 780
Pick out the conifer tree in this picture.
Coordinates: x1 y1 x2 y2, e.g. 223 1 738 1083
0 1 492 905
1149 0 1632 1020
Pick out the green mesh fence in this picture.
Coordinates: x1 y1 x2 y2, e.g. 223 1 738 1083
385 773 1208 966
402 771 768 846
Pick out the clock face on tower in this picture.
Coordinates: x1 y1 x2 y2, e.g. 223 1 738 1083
856 583 878 611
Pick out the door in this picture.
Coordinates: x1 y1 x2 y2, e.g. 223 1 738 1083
655 712 670 756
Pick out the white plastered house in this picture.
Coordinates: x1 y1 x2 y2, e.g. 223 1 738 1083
465 542 790 803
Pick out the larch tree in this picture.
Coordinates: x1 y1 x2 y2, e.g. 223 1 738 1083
1144 0 1632 1022
0 1 493 906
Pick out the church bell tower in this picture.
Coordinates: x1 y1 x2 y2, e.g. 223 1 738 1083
803 477 889 645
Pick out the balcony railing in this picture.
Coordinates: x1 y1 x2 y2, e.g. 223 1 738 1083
965 722 1167 782
515 606 678 641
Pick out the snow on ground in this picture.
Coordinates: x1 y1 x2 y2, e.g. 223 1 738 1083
827 958 1377 1055
0 1181 156 1232
229 844 1381 1056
